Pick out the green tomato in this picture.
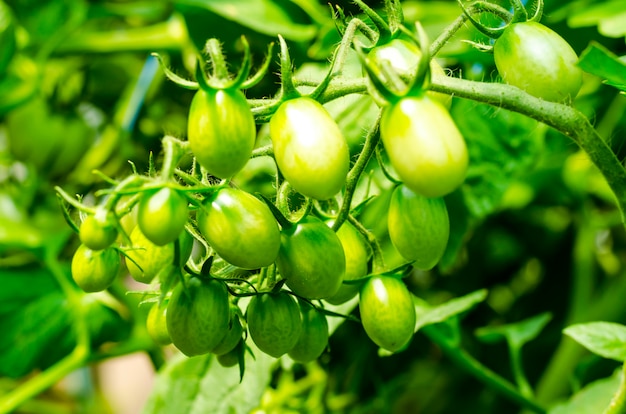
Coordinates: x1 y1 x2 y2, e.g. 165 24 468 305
269 97 350 200
365 38 450 107
324 220 369 305
166 276 230 356
380 95 468 198
147 300 172 346
247 292 302 358
196 187 280 269
359 275 416 352
276 216 345 300
79 210 118 251
71 244 120 293
138 187 189 246
187 88 256 178
288 302 329 363
388 185 449 270
217 340 242 368
125 227 192 284
494 21 583 103
212 313 243 356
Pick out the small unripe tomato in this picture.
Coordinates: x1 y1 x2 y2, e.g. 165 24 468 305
71 244 120 292
79 210 118 251
137 187 189 246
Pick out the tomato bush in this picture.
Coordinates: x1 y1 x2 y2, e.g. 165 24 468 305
4 1 626 413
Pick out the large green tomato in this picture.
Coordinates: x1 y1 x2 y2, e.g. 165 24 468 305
359 275 416 352
247 292 302 358
365 38 450 107
494 21 583 103
196 187 280 269
324 220 369 305
71 244 120 293
187 88 256 178
137 187 189 246
288 302 329 363
380 96 468 198
166 276 230 356
276 216 345 300
269 97 350 200
388 185 449 270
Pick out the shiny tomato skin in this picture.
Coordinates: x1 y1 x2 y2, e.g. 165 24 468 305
359 275 416 352
276 216 346 300
71 244 120 292
388 185 449 270
380 96 468 198
137 187 189 246
196 187 280 269
147 300 172 346
365 38 450 107
247 292 302 358
269 97 350 200
166 276 230 356
324 220 369 305
79 211 118 251
187 88 256 179
494 21 583 103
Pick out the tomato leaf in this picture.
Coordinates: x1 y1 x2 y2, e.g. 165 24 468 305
475 312 552 349
548 368 621 414
577 42 626 93
144 344 274 414
414 289 488 333
563 322 626 361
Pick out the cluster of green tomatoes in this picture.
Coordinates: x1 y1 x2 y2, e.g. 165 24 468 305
63 0 584 366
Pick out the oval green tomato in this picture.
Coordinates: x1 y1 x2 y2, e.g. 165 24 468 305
276 216 345 300
187 88 256 178
494 21 582 103
217 341 242 367
388 185 449 270
125 227 192 284
324 220 369 305
269 97 349 200
359 275 416 352
71 244 120 292
147 300 172 346
365 38 450 107
166 276 230 356
138 187 189 246
212 313 243 356
196 187 280 269
247 292 302 358
380 96 468 198
79 210 118 251
288 302 329 363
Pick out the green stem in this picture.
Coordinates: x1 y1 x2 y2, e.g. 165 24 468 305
604 363 626 414
423 325 547 413
510 345 534 399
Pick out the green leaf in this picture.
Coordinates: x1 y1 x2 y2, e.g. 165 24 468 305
578 42 626 93
567 1 626 38
144 343 275 414
414 289 488 333
564 322 626 362
549 369 621 414
475 312 552 349
175 0 316 41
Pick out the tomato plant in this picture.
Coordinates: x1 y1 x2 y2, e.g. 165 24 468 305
166 276 230 357
494 21 583 103
196 187 280 269
187 87 256 179
359 275 416 352
269 97 350 200
276 216 346 300
380 95 468 198
246 291 302 358
388 184 449 270
137 187 189 246
71 244 120 293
